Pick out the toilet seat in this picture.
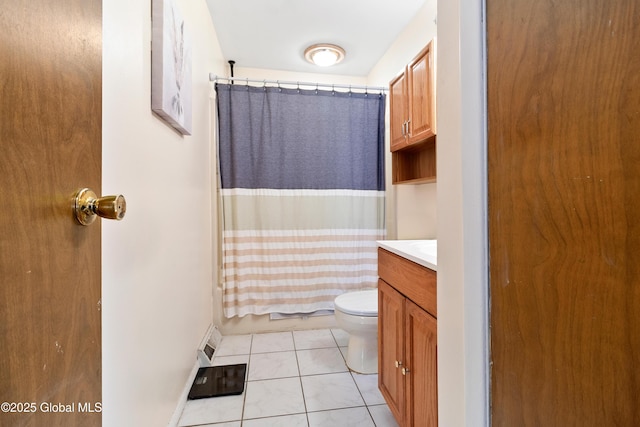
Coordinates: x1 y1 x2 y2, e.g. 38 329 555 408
334 289 378 317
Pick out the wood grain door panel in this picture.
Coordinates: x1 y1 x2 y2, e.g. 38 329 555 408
405 300 437 427
378 279 405 425
0 1 102 426
488 0 640 425
390 72 408 151
407 41 435 144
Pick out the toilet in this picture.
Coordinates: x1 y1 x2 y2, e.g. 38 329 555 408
333 289 378 374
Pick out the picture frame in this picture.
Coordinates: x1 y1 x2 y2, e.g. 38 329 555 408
151 0 192 135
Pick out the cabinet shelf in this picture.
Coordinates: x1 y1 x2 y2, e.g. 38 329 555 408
392 137 436 184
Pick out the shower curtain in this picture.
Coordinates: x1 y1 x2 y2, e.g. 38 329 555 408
216 83 385 317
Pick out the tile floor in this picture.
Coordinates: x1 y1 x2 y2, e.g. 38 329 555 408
178 328 399 427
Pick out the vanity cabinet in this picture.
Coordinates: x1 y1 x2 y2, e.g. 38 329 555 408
389 39 437 184
378 248 437 426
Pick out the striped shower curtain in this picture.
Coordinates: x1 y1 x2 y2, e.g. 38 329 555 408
216 83 385 317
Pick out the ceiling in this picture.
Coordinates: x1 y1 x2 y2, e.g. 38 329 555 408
205 0 428 77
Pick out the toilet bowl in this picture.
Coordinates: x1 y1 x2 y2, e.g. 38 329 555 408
334 289 378 374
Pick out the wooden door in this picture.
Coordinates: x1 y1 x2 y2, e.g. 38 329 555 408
404 300 437 427
488 0 640 425
0 1 102 426
407 41 435 145
389 72 408 152
378 279 405 425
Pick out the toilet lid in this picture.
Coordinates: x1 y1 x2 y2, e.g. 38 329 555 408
334 289 378 317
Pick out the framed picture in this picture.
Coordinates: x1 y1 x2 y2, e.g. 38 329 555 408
151 0 192 135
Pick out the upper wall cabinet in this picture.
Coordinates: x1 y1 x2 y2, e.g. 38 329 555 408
389 39 437 184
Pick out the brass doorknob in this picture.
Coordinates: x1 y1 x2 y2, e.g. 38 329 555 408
74 188 126 226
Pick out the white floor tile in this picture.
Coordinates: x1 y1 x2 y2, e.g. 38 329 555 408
301 372 364 412
368 404 400 427
293 329 337 349
215 334 252 356
249 351 299 381
242 413 308 427
243 377 306 420
212 354 250 367
180 330 397 426
331 328 350 347
351 373 386 405
297 348 348 376
308 407 374 427
196 423 241 427
177 394 244 426
339 346 348 360
251 331 295 353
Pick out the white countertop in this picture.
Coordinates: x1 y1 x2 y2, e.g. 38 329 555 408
377 240 437 271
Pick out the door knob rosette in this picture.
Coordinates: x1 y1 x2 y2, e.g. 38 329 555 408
74 188 126 226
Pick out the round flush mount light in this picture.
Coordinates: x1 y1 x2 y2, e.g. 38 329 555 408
304 44 346 67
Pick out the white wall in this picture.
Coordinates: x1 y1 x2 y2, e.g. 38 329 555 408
436 0 489 426
102 0 225 425
368 0 438 240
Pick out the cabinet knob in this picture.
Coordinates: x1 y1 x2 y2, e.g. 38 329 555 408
395 360 403 368
402 367 410 376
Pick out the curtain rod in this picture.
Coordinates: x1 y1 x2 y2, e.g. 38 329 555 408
209 74 387 93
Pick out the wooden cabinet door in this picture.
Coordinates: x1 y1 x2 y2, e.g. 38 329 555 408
389 71 408 151
378 279 405 424
405 300 438 427
407 40 435 145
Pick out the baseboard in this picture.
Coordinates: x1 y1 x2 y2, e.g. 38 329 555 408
167 360 199 427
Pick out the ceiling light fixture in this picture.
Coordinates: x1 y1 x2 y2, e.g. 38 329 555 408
304 44 346 67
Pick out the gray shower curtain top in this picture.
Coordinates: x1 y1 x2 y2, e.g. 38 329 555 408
216 83 386 317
